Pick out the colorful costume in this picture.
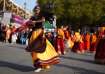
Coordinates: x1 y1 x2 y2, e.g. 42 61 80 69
55 28 65 55
90 33 97 52
30 29 59 68
64 29 74 49
27 10 59 71
84 33 90 51
95 27 105 64
72 32 84 54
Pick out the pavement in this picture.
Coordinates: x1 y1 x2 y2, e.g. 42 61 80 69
0 42 105 74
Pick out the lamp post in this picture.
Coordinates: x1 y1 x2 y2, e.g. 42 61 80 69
24 0 26 18
3 0 6 12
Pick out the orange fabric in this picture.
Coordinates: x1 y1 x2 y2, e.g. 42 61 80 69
57 28 65 39
84 34 90 50
85 34 90 42
91 34 97 43
90 34 97 52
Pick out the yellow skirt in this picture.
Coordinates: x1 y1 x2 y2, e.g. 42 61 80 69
30 29 59 66
67 37 74 48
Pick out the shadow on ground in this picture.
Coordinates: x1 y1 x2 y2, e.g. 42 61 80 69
55 64 105 74
61 56 98 65
0 61 34 72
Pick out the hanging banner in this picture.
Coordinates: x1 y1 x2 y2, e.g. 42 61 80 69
1 12 12 25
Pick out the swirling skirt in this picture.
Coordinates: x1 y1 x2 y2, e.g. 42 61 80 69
29 29 59 67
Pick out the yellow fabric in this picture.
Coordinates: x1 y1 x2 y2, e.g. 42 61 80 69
57 29 65 39
67 37 74 48
29 29 42 44
92 34 97 43
37 39 58 60
102 27 105 31
30 29 58 62
75 32 81 42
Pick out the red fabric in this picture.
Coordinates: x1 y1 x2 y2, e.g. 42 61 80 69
55 37 64 55
79 42 84 51
84 34 90 50
95 39 105 59
64 30 70 39
84 41 90 50
15 20 32 32
90 42 96 52
72 41 84 52
98 31 105 38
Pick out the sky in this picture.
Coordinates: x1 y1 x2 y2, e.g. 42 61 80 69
13 0 37 12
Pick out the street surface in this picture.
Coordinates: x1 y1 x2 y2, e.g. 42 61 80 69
0 42 105 74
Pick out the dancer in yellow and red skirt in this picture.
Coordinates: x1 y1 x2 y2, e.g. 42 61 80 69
55 26 65 55
90 32 97 53
84 32 90 51
63 26 74 50
72 32 84 54
26 6 59 72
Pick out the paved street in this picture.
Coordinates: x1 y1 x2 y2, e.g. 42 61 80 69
0 42 105 74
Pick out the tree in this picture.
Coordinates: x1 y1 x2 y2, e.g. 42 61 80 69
37 0 105 27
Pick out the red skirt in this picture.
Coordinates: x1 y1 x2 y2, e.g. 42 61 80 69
54 37 64 54
90 42 96 52
72 42 84 53
95 38 105 63
84 41 90 50
79 41 85 51
72 42 80 52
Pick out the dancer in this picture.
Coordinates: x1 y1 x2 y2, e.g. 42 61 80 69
26 6 59 72
95 26 105 64
55 26 65 55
